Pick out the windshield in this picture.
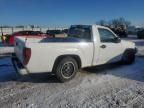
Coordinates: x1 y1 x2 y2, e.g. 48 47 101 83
68 26 92 41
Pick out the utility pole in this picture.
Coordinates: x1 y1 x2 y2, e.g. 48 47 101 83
0 26 3 36
12 27 14 34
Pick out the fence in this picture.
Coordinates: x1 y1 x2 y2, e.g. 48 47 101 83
0 27 67 35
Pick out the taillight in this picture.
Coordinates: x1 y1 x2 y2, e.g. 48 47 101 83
23 48 31 65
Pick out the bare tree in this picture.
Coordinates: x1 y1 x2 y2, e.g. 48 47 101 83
110 17 131 29
96 20 107 26
97 17 131 30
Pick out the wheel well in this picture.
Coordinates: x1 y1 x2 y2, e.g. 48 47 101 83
124 48 135 54
52 55 82 71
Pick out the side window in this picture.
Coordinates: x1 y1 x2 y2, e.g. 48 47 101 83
98 28 116 42
68 27 92 42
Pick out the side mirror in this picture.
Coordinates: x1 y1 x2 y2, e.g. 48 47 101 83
115 37 121 43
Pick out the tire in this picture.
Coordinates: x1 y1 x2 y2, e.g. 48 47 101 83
54 57 78 82
122 50 135 65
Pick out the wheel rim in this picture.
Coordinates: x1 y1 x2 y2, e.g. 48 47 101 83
61 62 75 79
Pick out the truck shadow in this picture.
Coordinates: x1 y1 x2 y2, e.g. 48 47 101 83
17 73 60 83
0 57 59 83
83 56 144 82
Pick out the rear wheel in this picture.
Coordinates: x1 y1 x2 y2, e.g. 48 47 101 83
122 50 135 64
54 57 78 82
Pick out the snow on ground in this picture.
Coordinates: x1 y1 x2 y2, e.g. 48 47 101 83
0 36 144 108
0 46 14 55
0 42 14 55
0 56 144 108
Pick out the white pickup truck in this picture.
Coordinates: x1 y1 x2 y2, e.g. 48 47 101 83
12 25 137 82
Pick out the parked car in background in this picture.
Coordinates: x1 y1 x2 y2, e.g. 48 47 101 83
2 31 52 45
46 30 63 37
46 29 68 37
137 29 144 39
13 25 137 82
62 29 68 34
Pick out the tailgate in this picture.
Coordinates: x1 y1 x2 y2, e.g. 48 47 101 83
14 36 43 63
14 37 26 63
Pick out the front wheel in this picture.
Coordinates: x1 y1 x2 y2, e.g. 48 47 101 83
54 57 78 82
122 51 135 64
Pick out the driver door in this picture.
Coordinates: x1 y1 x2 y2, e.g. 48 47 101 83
97 28 123 65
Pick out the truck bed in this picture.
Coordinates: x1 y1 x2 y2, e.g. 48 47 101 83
14 37 94 73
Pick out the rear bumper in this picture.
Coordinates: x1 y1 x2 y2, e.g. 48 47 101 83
12 56 28 75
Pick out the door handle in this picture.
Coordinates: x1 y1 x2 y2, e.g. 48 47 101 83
100 45 106 48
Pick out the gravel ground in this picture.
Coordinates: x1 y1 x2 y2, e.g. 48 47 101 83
0 36 144 108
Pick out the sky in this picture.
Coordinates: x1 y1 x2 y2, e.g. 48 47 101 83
0 0 144 27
